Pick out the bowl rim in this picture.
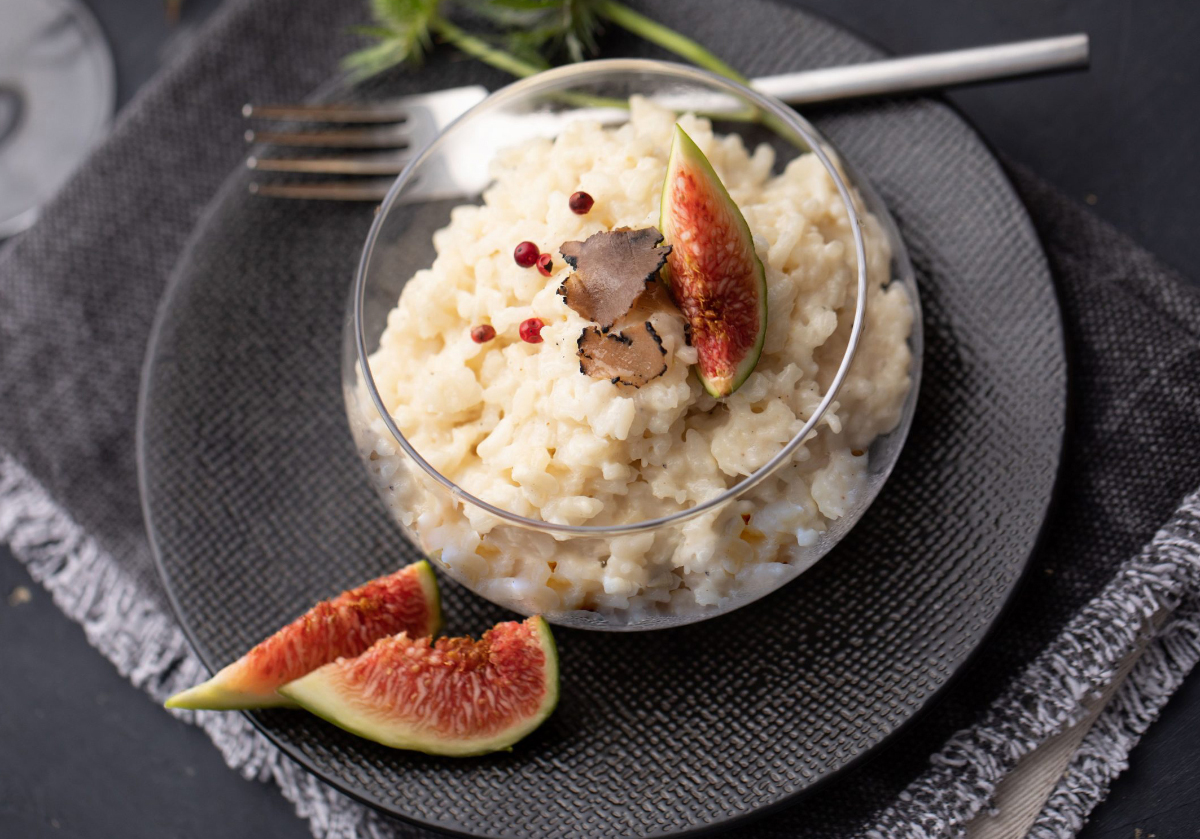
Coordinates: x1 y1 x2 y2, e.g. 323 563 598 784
353 58 870 536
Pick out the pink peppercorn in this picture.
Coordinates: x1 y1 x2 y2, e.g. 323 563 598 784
568 191 594 214
536 252 554 276
513 241 540 267
519 318 544 343
470 324 496 343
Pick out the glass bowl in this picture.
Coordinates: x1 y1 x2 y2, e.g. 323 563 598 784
343 59 922 630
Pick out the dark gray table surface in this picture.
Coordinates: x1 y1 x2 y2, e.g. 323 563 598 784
2 1 1198 837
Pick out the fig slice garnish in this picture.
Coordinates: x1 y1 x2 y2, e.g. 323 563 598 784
660 125 767 397
280 616 559 757
577 321 668 387
558 227 672 329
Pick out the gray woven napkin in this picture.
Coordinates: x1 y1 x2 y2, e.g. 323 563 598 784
2 0 1199 837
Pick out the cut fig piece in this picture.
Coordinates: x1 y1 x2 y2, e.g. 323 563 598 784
165 560 441 711
577 321 668 387
558 227 671 329
659 125 768 397
280 616 559 757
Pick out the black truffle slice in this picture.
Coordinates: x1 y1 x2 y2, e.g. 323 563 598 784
558 227 672 329
577 321 669 387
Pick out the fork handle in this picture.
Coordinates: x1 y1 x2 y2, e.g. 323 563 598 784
751 34 1088 105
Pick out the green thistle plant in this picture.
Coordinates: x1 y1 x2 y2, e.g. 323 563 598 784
466 0 603 67
343 0 443 79
343 0 747 84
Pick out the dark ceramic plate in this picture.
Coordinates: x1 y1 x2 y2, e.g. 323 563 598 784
138 2 1066 836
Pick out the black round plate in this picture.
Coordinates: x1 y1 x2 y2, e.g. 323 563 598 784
139 2 1066 836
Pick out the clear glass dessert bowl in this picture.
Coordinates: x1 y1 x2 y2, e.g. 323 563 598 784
343 59 922 631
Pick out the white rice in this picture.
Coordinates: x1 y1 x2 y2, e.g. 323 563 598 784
353 98 913 619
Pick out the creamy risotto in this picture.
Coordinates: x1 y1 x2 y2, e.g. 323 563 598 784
353 98 914 618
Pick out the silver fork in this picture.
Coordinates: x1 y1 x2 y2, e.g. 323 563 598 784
245 34 1088 201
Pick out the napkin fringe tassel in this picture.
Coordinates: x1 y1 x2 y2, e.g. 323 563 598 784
866 490 1200 838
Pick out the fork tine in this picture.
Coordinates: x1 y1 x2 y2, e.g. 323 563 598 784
244 85 491 201
244 125 410 148
242 101 410 123
248 179 395 201
246 152 411 175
